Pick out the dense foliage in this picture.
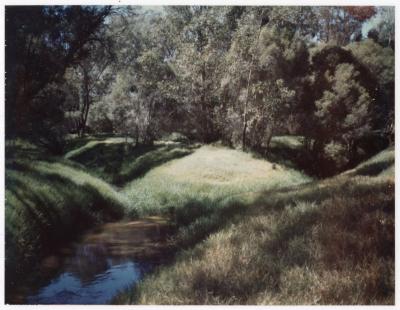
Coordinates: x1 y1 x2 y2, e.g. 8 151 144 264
5 5 394 176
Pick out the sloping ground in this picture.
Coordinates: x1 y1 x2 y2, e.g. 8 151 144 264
116 147 394 305
5 157 129 289
65 139 194 185
64 137 133 159
5 137 195 293
343 146 394 177
123 145 311 211
61 140 311 252
118 145 312 275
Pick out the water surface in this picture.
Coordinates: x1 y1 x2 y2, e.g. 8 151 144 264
17 217 170 304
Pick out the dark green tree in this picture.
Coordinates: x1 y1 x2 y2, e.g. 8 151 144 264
5 6 111 152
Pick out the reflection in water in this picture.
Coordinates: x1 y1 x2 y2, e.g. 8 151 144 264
23 217 170 305
68 243 110 284
27 261 150 304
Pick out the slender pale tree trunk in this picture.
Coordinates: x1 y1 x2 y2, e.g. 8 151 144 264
242 23 263 151
79 68 91 137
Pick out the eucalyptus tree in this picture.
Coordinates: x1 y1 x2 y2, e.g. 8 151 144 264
164 6 234 142
71 40 115 137
221 8 308 151
367 7 394 49
347 39 395 145
94 7 175 145
306 45 380 174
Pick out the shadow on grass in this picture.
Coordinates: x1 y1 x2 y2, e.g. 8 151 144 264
116 145 195 186
250 141 313 177
113 196 248 304
69 142 196 186
64 134 112 154
172 197 247 249
350 159 395 177
183 174 394 304
245 171 394 295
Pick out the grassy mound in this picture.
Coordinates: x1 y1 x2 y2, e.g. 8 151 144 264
5 156 129 289
343 146 394 177
115 148 394 305
66 138 194 185
119 145 312 261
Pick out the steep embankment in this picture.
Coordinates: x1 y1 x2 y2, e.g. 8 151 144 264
116 147 394 305
5 157 129 286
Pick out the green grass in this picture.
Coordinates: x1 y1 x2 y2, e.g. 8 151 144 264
122 145 311 216
63 133 116 154
270 135 305 150
343 146 394 177
4 135 194 292
114 147 394 305
113 145 313 276
65 138 194 185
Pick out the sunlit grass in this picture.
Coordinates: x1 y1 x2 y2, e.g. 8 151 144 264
118 145 312 259
122 145 312 217
270 135 304 150
64 137 134 159
66 139 194 185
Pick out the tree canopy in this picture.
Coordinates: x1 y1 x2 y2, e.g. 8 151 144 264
5 5 394 175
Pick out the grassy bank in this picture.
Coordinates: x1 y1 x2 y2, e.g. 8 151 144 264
5 136 195 294
65 137 195 185
66 139 312 252
5 140 130 292
5 159 128 284
121 145 312 245
115 147 394 305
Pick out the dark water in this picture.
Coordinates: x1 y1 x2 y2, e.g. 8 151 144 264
15 218 170 305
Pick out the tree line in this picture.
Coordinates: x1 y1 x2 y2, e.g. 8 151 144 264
5 6 394 176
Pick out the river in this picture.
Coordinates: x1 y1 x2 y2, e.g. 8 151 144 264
9 217 172 304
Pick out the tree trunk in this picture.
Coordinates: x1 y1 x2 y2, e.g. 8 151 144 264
200 62 211 143
135 124 140 146
242 23 263 151
265 128 273 151
79 68 91 137
242 66 251 151
81 99 90 136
